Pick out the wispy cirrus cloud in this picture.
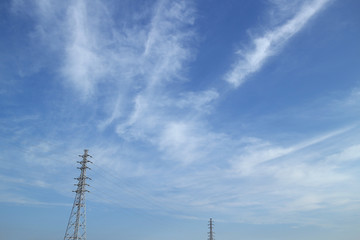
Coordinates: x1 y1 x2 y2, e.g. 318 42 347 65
84 122 360 225
230 126 353 176
5 0 360 228
8 0 216 165
326 144 360 163
0 193 70 206
225 0 331 87
62 0 107 97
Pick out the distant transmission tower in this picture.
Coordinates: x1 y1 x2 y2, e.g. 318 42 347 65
64 149 92 240
208 218 215 240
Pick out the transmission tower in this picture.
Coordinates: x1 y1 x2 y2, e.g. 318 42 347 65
64 149 92 240
208 218 215 240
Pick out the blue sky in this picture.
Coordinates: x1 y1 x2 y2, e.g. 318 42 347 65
0 0 360 239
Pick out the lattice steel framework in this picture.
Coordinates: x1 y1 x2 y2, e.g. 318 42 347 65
64 149 92 240
208 218 215 240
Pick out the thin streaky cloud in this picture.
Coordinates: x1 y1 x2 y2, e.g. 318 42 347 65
2 0 360 232
225 0 331 87
99 0 197 129
62 0 107 98
230 125 353 176
0 194 71 206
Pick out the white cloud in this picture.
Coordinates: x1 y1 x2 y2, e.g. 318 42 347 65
326 144 360 162
271 162 349 187
89 125 359 223
225 0 331 87
5 0 360 227
230 126 351 176
0 193 70 206
177 90 219 114
114 89 220 164
61 0 112 98
142 0 196 81
0 174 50 188
158 121 221 165
93 0 199 129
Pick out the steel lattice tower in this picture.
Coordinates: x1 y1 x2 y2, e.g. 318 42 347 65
64 149 92 240
208 218 215 240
